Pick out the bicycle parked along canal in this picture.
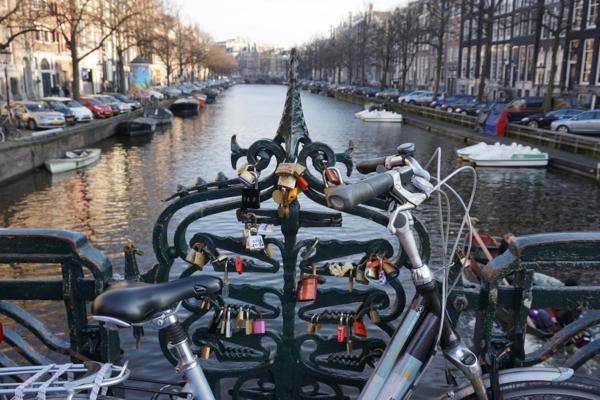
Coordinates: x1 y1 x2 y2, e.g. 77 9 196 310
2 143 600 399
0 110 21 142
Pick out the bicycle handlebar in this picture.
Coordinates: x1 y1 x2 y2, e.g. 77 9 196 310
328 172 395 212
355 156 388 174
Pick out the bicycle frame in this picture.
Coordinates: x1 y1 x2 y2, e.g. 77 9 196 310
358 209 487 400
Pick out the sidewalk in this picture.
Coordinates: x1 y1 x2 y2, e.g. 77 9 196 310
403 113 600 180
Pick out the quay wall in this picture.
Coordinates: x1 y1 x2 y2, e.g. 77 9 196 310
0 100 174 186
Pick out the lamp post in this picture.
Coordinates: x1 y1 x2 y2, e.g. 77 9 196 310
0 49 12 111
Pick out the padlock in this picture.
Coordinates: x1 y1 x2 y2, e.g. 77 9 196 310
324 165 342 185
369 303 381 323
366 263 379 280
314 314 322 333
220 306 228 335
346 315 353 354
307 314 317 334
275 162 297 177
272 189 285 204
202 296 212 310
277 174 297 189
185 247 197 263
264 243 274 258
194 249 206 271
287 187 299 202
296 176 309 192
241 172 261 209
355 264 369 285
348 269 354 293
322 167 345 207
246 228 265 252
301 237 319 260
378 269 387 285
382 260 398 275
293 163 306 178
257 223 273 235
225 308 232 338
235 256 243 275
252 310 265 334
235 308 244 333
337 314 345 343
208 309 223 334
296 264 318 302
200 341 211 359
238 165 257 187
353 317 368 338
245 309 253 335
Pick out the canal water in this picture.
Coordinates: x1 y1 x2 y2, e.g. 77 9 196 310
1 85 599 399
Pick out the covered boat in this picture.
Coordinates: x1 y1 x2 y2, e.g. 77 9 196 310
470 144 549 167
116 117 157 137
201 89 218 104
45 149 101 174
192 94 207 108
170 98 200 117
143 107 174 125
360 110 403 123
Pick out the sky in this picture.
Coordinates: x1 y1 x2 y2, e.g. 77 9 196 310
173 0 407 48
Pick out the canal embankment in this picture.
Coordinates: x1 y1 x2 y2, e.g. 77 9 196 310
334 92 600 181
0 99 175 186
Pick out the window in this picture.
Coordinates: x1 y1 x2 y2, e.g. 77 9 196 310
470 46 477 78
515 13 521 36
575 111 594 120
527 99 544 108
541 12 549 39
573 0 583 29
588 0 598 28
462 47 468 77
463 19 470 39
35 30 41 42
522 12 529 35
580 38 594 83
505 16 512 39
510 99 526 109
32 0 38 9
491 45 498 80
526 45 534 81
519 46 526 81
529 11 536 34
44 29 49 42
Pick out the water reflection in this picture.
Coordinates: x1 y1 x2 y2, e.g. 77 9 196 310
0 85 599 399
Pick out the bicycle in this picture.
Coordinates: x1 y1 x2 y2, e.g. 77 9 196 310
326 142 600 399
0 113 21 142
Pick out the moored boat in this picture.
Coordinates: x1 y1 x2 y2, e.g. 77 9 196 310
470 145 549 167
44 149 101 174
193 94 207 108
143 107 174 125
116 117 157 137
170 98 200 117
360 110 403 123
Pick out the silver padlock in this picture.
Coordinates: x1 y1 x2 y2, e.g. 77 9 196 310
225 308 232 338
257 223 274 235
238 165 258 188
245 228 265 252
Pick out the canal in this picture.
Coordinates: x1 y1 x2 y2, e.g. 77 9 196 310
1 85 599 399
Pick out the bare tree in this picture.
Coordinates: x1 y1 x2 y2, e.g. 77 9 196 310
538 0 572 112
152 3 179 86
0 0 49 51
397 4 422 92
188 24 212 82
373 9 400 90
52 0 137 100
422 0 451 101
356 4 374 86
206 44 237 77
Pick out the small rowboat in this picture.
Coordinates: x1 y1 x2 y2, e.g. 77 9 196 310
116 117 157 137
143 107 173 125
170 98 200 117
45 149 101 174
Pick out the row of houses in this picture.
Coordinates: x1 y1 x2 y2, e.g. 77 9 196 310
217 37 290 81
327 0 600 105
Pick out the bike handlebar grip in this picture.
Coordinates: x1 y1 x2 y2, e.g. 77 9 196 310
328 173 394 212
356 157 388 174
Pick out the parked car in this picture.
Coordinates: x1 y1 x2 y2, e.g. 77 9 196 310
431 94 473 110
389 91 412 102
376 88 400 100
105 93 142 110
550 110 600 134
176 85 192 95
92 96 122 116
520 108 585 129
5 101 65 130
147 88 164 100
501 97 572 122
361 87 379 97
403 91 445 106
396 91 427 104
155 86 180 98
454 101 496 116
441 96 477 112
80 96 113 118
35 98 77 125
52 97 94 122
101 95 132 113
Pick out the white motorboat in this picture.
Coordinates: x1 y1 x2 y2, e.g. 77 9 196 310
469 145 549 167
45 149 101 174
457 142 518 160
354 109 371 119
360 110 403 123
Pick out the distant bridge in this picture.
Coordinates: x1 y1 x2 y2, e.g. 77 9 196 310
233 76 285 85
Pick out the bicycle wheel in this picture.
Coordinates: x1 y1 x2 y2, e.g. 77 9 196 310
449 370 600 399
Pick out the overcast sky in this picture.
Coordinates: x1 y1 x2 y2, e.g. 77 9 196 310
173 0 407 48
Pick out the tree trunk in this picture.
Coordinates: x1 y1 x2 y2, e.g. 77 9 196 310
71 40 81 101
544 0 565 113
117 47 126 95
432 34 444 100
477 17 494 102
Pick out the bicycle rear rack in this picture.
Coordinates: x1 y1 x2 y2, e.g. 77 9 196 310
0 362 129 399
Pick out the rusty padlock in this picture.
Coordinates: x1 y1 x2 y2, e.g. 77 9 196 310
296 264 318 302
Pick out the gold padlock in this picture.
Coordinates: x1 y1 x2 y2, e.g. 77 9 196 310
272 189 285 204
245 309 253 335
293 163 306 178
366 264 379 280
264 244 274 258
275 162 297 177
278 174 297 189
355 264 369 285
200 342 211 359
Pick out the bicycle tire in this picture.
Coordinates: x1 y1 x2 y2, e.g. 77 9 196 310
449 372 600 399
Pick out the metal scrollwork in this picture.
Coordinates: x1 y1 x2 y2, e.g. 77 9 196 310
147 48 430 399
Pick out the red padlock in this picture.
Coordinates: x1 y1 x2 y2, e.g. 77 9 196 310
353 320 368 338
337 314 346 342
296 264 318 302
235 256 243 275
296 176 309 192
